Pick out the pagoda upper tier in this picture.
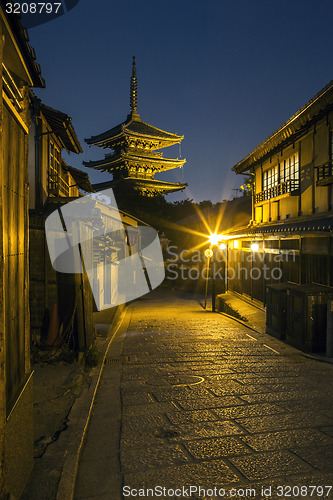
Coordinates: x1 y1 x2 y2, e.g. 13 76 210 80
83 57 187 197
85 112 185 151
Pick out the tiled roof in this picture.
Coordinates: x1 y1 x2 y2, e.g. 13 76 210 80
83 151 185 171
40 103 82 154
125 118 183 139
93 177 187 194
1 2 45 87
62 163 94 193
85 113 183 147
227 214 333 235
233 80 333 174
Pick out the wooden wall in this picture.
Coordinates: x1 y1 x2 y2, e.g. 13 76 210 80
227 236 333 305
0 23 33 496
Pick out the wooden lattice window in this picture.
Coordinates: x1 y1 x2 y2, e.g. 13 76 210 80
49 141 61 195
279 153 299 183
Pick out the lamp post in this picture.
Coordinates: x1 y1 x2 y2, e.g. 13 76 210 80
205 233 225 311
204 247 213 309
219 242 227 293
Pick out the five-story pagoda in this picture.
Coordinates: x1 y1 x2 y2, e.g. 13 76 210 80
84 57 187 198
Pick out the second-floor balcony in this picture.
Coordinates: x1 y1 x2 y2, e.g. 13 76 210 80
316 162 333 186
49 171 70 198
255 179 299 203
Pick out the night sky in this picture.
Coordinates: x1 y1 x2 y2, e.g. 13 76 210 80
27 0 333 203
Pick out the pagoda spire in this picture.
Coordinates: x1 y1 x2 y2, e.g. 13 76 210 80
130 56 138 115
84 57 188 198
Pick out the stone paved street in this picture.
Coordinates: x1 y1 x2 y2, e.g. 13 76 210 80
75 289 333 500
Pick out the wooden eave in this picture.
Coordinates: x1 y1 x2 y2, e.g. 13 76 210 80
109 176 187 193
62 162 94 193
233 81 333 174
83 152 186 172
40 103 83 154
0 5 44 87
85 114 183 151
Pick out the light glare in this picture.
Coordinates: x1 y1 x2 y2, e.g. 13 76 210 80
209 233 222 246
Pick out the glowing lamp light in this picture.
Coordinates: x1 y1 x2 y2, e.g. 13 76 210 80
251 242 259 252
209 233 222 246
205 248 213 258
233 240 239 249
219 243 227 250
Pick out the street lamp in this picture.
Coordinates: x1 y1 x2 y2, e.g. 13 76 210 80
204 233 225 312
204 247 213 310
209 232 222 247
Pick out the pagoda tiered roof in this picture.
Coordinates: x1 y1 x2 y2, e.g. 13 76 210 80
83 149 186 172
83 57 187 197
93 178 187 197
85 112 184 151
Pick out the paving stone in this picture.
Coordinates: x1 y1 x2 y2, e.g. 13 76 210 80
75 290 333 499
240 429 333 452
166 409 219 425
121 390 155 406
122 402 175 419
235 376 313 386
278 401 333 413
236 412 332 433
230 479 296 500
185 436 251 459
167 420 245 441
152 386 212 402
204 372 239 381
208 382 289 397
240 390 329 404
123 459 241 489
121 414 167 438
321 426 333 438
230 451 314 481
292 445 333 471
213 403 287 420
289 473 333 499
120 443 189 472
176 396 246 411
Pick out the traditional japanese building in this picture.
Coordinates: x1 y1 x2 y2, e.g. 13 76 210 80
0 4 44 497
84 57 187 198
225 80 333 306
28 97 96 352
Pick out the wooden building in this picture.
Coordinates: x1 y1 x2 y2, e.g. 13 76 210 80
0 4 44 497
28 97 96 349
226 81 333 305
84 57 187 200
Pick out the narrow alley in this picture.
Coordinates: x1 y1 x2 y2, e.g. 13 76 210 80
75 289 333 500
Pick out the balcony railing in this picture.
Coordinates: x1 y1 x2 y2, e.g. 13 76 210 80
316 162 333 185
255 179 299 203
49 171 70 197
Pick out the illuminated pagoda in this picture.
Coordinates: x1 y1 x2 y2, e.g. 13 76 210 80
83 57 187 197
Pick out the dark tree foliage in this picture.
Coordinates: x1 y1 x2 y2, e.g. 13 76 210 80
116 191 230 250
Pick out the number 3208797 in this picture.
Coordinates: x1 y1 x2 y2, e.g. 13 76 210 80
5 3 62 14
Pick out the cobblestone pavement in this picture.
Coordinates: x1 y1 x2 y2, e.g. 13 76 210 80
75 289 333 500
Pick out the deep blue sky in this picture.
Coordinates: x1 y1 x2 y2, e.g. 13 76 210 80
28 0 333 203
